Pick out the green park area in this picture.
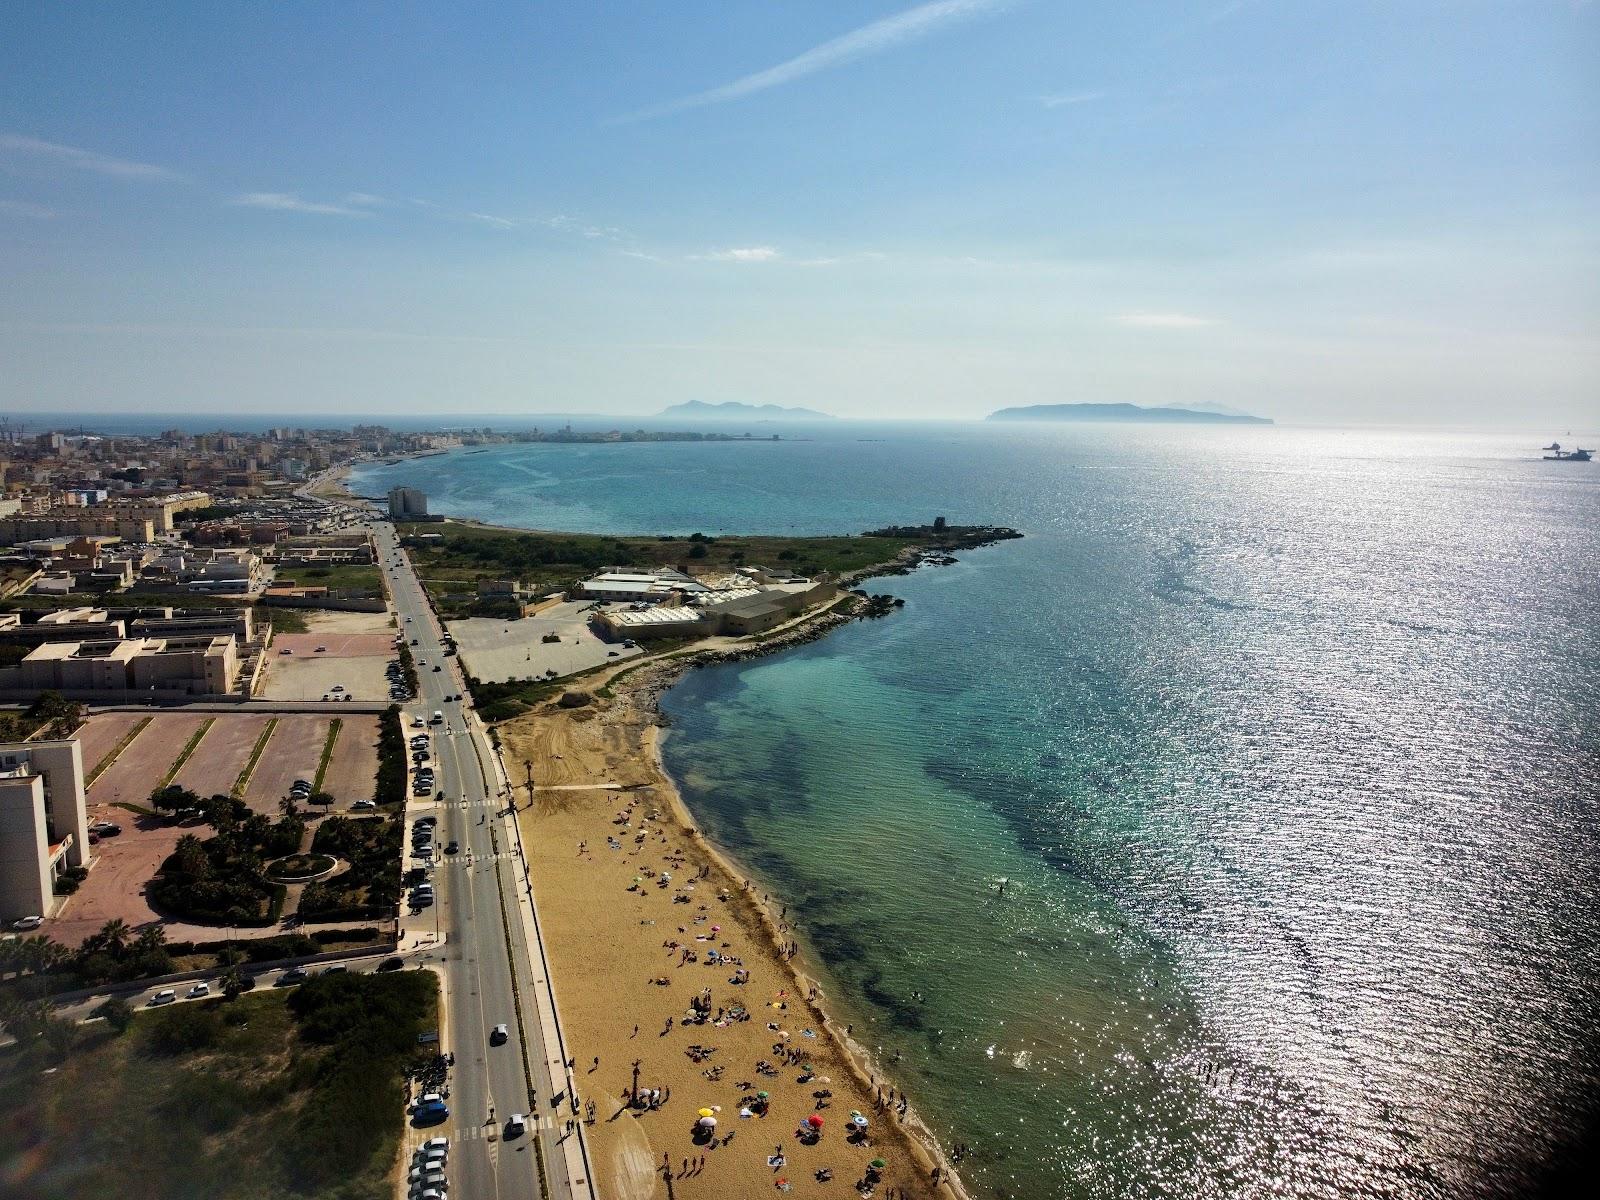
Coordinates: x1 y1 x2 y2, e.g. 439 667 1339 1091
398 519 950 614
0 971 436 1200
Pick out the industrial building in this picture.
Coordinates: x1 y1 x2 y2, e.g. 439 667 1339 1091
0 739 89 923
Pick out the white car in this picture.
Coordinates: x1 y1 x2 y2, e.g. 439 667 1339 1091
9 915 42 931
505 1113 527 1137
490 1023 509 1045
148 989 177 1006
188 982 210 997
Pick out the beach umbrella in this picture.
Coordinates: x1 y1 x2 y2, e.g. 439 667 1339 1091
698 1108 715 1118
757 1091 769 1099
807 1115 824 1129
852 1115 869 1129
869 1158 887 1169
698 1116 717 1129
739 1107 753 1118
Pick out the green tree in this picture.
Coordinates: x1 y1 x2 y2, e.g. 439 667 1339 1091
150 783 201 814
92 997 135 1033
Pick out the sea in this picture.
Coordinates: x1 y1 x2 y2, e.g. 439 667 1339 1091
350 423 1600 1200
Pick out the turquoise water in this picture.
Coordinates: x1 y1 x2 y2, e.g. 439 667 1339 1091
354 425 1600 1198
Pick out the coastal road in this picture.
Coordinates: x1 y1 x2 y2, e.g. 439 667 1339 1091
374 520 589 1200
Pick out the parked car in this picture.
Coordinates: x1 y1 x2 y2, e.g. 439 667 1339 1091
188 981 210 998
148 989 177 1006
352 799 376 810
278 647 293 655
318 964 347 976
444 841 459 855
330 684 345 693
314 645 328 653
277 967 308 986
377 956 405 972
9 915 42 931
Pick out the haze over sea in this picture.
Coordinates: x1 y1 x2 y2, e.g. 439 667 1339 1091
353 423 1600 1199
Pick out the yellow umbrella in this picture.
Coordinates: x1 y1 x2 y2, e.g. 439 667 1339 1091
698 1108 715 1118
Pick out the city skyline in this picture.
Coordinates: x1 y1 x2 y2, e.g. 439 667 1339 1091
2 1 1597 427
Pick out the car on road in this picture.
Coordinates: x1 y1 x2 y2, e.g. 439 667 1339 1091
188 981 210 997
8 916 42 931
444 841 459 855
276 967 308 986
318 964 347 976
278 647 293 655
315 645 327 653
377 956 405 972
148 989 176 1006
504 1113 527 1138
490 1022 508 1045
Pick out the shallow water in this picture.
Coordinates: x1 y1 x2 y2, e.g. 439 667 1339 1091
356 424 1600 1198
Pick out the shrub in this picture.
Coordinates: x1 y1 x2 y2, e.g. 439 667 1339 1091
148 1003 224 1055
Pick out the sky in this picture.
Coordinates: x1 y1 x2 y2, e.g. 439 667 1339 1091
1 1 1596 427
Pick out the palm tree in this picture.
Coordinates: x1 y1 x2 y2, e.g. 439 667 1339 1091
99 918 132 955
221 965 249 1000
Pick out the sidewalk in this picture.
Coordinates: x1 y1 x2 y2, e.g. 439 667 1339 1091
471 710 596 1200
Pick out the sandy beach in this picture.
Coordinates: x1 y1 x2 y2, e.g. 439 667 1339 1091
501 630 963 1200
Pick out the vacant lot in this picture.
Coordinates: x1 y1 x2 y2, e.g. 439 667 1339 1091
319 716 381 807
174 714 273 798
85 714 208 809
273 632 395 657
0 974 437 1200
73 711 147 778
243 716 331 810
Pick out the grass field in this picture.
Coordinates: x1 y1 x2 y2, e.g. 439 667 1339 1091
274 563 385 594
0 971 436 1200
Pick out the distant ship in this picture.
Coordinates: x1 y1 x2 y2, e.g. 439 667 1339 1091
1541 442 1593 462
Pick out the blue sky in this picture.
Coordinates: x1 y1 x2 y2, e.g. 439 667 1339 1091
1 1 1595 426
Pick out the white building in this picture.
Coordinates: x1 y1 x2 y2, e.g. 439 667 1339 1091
0 739 90 922
388 487 429 519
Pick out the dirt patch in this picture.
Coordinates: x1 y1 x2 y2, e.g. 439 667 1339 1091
173 714 272 799
244 715 332 810
85 714 207 809
319 715 380 807
71 712 147 778
257 653 396 702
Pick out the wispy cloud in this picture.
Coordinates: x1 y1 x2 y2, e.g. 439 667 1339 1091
1040 90 1106 108
695 246 783 263
1114 312 1217 328
0 133 182 181
232 192 369 217
0 198 56 220
342 192 389 207
614 0 1006 122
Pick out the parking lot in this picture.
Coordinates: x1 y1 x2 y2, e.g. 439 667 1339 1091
448 601 642 683
259 608 400 701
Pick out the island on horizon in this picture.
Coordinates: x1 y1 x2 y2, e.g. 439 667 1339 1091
659 399 835 421
988 402 1273 425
